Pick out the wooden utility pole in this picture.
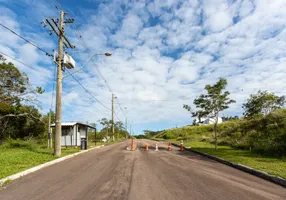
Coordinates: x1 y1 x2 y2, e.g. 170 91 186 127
48 109 52 148
94 128 96 146
124 107 127 139
125 117 127 139
43 10 75 156
54 10 64 156
112 94 115 141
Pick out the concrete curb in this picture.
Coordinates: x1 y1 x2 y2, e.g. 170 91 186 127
171 143 286 188
0 145 105 186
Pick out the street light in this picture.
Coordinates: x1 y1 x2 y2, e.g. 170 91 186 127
63 52 112 79
104 52 112 56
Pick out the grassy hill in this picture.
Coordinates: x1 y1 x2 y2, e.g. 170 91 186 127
154 109 286 178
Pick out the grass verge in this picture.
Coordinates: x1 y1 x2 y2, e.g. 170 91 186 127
169 140 286 179
0 139 82 179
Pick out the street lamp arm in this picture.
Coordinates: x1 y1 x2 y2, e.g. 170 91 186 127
63 52 111 79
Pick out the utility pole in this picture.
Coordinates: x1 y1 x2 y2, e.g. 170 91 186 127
125 117 127 139
124 107 127 139
48 109 52 148
43 10 75 156
111 94 115 141
54 10 64 156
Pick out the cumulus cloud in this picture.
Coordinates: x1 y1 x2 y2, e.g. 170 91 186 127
2 0 286 133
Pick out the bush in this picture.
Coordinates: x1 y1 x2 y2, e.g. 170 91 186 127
163 131 176 139
158 109 286 157
1 138 40 151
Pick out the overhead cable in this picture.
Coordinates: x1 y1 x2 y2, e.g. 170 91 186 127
0 24 53 57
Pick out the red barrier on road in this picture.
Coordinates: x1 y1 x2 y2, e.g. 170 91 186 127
168 142 172 151
131 139 135 151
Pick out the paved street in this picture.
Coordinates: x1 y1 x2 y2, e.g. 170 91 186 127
0 139 285 200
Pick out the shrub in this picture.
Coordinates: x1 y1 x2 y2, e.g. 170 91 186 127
163 132 176 139
159 109 286 157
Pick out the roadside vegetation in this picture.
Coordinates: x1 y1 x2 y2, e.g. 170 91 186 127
0 54 129 179
150 78 286 178
160 109 286 158
153 110 286 178
0 139 79 179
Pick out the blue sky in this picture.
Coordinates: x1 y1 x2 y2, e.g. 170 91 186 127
1 0 286 134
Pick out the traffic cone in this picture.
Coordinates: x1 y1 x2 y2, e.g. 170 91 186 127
145 143 149 151
180 142 184 151
168 142 172 151
155 143 159 151
131 139 135 151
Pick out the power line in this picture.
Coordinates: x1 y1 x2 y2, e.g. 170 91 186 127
62 82 110 116
0 51 41 72
48 1 124 123
50 0 61 10
70 22 114 93
65 69 111 111
69 23 124 122
65 14 124 122
50 65 57 111
115 98 126 117
50 2 114 93
0 24 53 57
119 97 193 104
114 110 121 122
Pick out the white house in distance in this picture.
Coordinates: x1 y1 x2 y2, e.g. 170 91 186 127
50 122 96 147
194 117 223 125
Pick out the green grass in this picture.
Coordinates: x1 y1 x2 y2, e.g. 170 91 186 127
169 140 286 179
88 141 106 148
0 140 81 179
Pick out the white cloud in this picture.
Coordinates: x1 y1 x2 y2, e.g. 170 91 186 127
239 0 255 18
204 10 233 32
2 0 286 133
115 12 143 38
169 57 198 84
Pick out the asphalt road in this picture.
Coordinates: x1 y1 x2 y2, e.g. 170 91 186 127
0 139 285 200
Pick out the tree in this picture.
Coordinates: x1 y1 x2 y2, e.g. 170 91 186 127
115 121 124 132
98 118 130 140
0 105 45 140
222 116 239 122
242 90 285 118
99 118 111 140
0 59 44 107
0 56 45 140
183 78 235 150
143 130 151 136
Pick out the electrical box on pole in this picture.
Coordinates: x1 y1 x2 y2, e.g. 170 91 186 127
63 53 76 69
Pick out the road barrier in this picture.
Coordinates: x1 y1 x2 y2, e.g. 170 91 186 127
168 142 172 151
145 143 149 151
155 143 159 151
131 139 135 151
